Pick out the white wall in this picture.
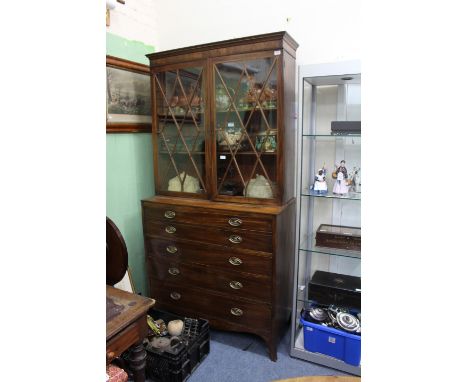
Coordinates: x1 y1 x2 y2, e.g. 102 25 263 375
152 0 360 65
107 0 159 48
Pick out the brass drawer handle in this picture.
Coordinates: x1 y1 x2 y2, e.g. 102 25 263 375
170 292 181 300
164 210 176 219
228 256 243 266
228 217 242 227
229 281 243 290
228 235 242 244
166 245 178 254
230 307 243 316
165 225 176 234
168 267 180 276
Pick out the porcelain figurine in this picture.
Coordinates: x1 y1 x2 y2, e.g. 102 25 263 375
332 160 349 195
312 166 328 195
348 167 361 193
168 171 200 193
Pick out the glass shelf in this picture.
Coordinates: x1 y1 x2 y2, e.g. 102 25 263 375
216 106 277 112
301 190 361 200
299 242 361 259
217 151 276 155
303 134 360 137
159 151 206 155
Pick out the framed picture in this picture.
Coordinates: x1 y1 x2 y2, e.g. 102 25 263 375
106 55 152 133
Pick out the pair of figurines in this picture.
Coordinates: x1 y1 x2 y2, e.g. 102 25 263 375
311 160 352 196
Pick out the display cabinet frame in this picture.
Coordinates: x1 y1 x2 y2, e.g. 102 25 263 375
290 61 362 375
147 32 297 206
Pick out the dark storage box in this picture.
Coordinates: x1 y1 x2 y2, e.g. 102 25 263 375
315 224 361 251
331 121 361 135
308 270 361 309
122 309 209 382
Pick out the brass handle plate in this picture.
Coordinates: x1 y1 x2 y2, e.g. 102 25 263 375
166 245 178 254
164 210 176 219
168 267 180 276
165 225 176 234
229 281 243 290
170 292 181 300
228 217 242 227
228 235 242 244
228 256 243 266
230 307 243 316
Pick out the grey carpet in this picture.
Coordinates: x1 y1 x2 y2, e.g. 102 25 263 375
186 328 345 382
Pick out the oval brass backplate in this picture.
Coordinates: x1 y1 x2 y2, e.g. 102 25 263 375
228 235 242 244
165 226 176 234
168 267 180 276
229 281 243 289
230 307 243 316
170 292 181 300
228 217 242 227
166 245 178 254
164 210 176 219
228 256 242 266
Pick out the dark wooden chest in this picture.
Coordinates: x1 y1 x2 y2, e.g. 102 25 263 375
142 196 295 362
308 270 361 309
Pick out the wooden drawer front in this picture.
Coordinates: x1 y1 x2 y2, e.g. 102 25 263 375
145 220 273 253
147 257 271 302
146 238 272 276
143 203 272 232
150 279 271 329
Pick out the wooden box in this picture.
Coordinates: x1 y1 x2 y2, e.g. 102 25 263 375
315 224 361 251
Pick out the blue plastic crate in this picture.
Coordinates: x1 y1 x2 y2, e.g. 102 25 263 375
300 316 361 366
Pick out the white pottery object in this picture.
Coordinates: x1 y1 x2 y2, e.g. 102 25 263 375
167 319 184 336
168 171 200 193
244 174 273 199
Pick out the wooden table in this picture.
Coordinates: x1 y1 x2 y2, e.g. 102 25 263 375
106 285 155 382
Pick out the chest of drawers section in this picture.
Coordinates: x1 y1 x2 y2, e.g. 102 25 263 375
141 196 295 361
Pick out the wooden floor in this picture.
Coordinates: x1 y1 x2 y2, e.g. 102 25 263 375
273 376 360 382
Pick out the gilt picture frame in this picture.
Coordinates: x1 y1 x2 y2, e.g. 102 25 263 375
106 55 152 133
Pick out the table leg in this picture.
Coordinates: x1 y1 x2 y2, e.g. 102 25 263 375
128 341 146 382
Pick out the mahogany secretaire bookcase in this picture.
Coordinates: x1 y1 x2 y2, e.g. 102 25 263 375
142 32 298 360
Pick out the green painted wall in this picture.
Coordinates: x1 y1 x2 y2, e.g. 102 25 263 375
106 32 155 295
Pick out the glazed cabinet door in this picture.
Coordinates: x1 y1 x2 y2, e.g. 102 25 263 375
152 62 209 197
211 52 281 203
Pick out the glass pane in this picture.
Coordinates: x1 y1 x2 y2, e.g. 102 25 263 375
214 57 278 199
155 66 206 194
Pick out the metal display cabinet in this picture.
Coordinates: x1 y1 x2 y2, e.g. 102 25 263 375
290 61 361 375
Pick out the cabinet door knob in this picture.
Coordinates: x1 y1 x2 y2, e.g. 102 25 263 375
166 245 178 254
170 292 181 300
165 225 176 234
228 256 243 266
228 235 242 244
229 281 243 290
106 351 115 363
230 307 243 316
168 267 180 276
228 217 242 227
164 210 176 219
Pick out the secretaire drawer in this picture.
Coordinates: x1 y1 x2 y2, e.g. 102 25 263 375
145 221 273 253
146 239 272 276
143 203 273 233
147 258 271 302
150 279 271 329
